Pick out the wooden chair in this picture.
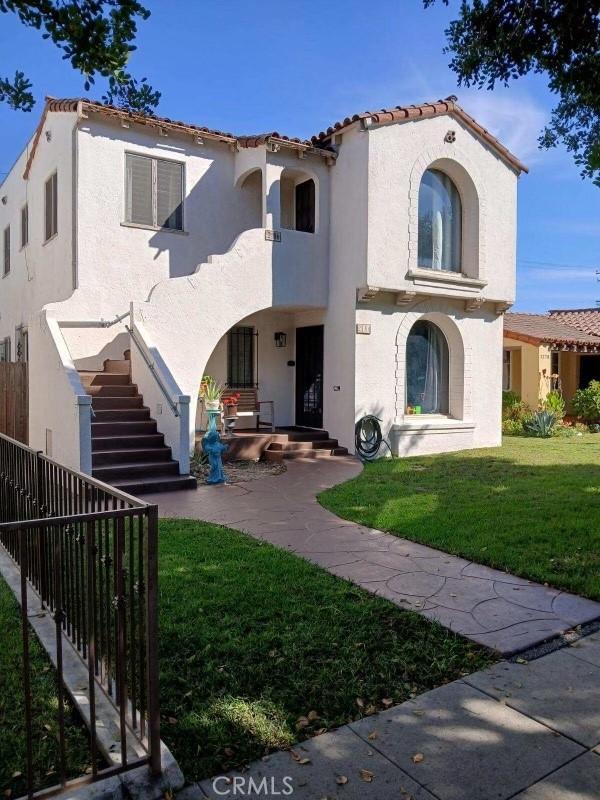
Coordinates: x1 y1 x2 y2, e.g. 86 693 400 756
227 388 275 431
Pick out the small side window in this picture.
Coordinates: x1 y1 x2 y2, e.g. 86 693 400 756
44 172 58 241
21 204 29 248
3 226 10 276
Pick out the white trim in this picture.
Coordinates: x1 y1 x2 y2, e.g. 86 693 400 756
392 418 475 434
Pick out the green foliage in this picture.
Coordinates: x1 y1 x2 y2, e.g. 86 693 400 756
502 391 531 423
157 520 492 779
0 1 159 114
502 417 525 436
524 410 557 438
319 435 600 599
542 389 566 419
424 0 600 184
572 380 600 422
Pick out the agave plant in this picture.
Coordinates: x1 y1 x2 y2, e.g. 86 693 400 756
524 410 557 438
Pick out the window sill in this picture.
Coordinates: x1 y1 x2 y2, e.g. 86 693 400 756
393 417 475 434
408 267 486 290
43 233 58 247
121 222 188 236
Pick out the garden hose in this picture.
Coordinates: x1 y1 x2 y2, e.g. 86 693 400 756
354 415 393 461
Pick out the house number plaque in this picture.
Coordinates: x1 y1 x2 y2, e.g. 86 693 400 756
356 323 371 335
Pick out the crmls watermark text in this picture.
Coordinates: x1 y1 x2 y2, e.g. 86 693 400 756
212 775 294 796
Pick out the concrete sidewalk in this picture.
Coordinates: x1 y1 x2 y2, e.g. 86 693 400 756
191 630 600 799
147 457 600 656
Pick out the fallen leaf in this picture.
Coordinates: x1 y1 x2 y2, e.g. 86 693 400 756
307 710 319 721
381 697 393 708
297 758 311 765
359 768 374 782
412 753 425 764
224 747 235 757
411 709 425 717
296 716 310 730
335 775 348 785
516 658 528 665
367 730 378 741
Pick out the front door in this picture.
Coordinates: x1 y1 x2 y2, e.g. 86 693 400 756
295 325 324 428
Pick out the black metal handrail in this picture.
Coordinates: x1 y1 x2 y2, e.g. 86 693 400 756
0 432 161 799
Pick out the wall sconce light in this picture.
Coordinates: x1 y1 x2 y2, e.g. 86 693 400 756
274 332 287 348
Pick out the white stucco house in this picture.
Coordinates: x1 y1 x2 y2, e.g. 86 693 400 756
0 96 526 491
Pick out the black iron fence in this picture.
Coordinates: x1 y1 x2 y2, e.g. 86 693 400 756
0 433 160 798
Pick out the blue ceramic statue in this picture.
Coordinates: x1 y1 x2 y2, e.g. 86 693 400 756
202 410 228 484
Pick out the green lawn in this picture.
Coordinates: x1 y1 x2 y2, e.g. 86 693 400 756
0 579 90 798
319 435 600 600
157 519 492 780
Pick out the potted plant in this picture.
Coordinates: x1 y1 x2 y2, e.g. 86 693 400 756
200 375 223 412
222 391 241 417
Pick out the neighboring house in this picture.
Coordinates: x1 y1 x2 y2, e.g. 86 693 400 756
0 96 526 489
503 310 600 409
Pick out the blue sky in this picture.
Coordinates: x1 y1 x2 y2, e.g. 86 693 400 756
1 0 599 311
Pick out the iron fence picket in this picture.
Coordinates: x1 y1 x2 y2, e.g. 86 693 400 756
0 432 161 798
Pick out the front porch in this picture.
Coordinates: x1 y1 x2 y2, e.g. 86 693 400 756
195 426 348 463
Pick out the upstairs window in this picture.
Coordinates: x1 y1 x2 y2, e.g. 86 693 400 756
406 320 449 414
44 172 58 241
125 154 184 231
418 169 461 272
3 226 9 276
21 204 29 248
295 179 315 233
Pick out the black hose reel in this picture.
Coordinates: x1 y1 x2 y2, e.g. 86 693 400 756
354 415 393 461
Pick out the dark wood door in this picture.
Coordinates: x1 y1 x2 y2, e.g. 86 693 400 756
296 325 323 428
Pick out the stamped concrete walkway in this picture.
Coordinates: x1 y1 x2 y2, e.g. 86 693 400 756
191 630 600 800
147 457 600 656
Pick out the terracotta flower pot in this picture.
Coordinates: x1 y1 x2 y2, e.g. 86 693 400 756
223 404 238 417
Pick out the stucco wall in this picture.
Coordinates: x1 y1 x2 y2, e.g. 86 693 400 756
0 110 77 350
355 296 502 457
366 115 517 304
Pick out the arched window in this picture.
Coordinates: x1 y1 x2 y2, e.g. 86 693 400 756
418 169 462 272
406 320 449 414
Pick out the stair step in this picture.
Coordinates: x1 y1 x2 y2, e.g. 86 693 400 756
103 359 131 374
86 384 139 397
92 396 143 410
80 372 132 386
92 407 150 422
93 460 180 481
92 447 172 467
92 420 158 436
92 433 165 450
109 474 197 495
268 438 339 452
270 429 331 443
265 446 349 462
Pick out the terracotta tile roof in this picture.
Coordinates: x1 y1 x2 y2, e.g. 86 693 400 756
549 308 600 337
47 99 325 151
23 97 331 178
23 95 526 179
504 312 600 347
311 97 528 174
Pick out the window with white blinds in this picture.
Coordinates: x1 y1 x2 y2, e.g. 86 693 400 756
3 226 10 276
44 172 58 241
125 154 184 230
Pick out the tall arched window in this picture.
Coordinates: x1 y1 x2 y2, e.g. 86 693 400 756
406 320 449 414
418 169 462 272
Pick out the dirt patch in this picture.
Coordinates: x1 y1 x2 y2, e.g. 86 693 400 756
191 456 286 484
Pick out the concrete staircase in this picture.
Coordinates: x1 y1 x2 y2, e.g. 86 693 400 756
263 428 348 463
79 353 196 495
